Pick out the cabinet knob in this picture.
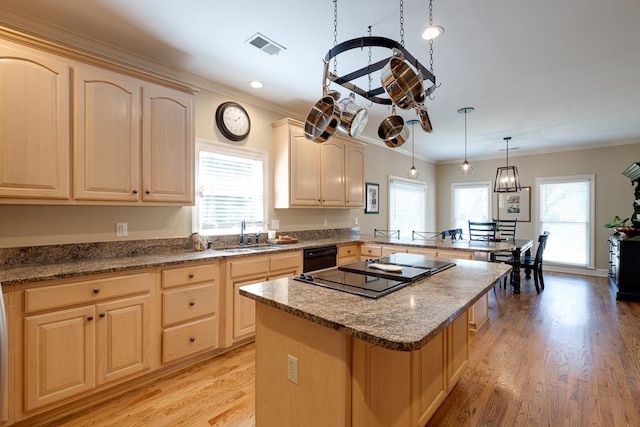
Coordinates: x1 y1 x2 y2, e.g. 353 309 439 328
189 301 195 307
87 316 94 321
145 190 151 195
188 273 194 279
132 189 138 194
93 288 100 294
189 336 195 343
99 313 106 318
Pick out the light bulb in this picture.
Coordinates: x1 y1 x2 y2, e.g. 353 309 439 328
421 25 444 40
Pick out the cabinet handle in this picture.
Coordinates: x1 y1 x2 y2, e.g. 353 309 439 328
132 189 138 194
87 316 94 321
145 190 151 195
99 313 106 318
189 301 195 307
189 336 195 343
188 273 194 279
93 288 100 294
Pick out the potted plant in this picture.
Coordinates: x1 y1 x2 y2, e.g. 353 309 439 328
604 215 635 236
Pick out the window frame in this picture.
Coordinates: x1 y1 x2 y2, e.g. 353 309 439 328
193 138 269 236
535 174 595 269
451 181 493 232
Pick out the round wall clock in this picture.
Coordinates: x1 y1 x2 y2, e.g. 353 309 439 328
215 101 251 141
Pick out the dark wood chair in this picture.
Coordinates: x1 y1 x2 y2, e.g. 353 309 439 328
374 229 400 239
503 231 550 293
468 221 496 241
492 218 518 262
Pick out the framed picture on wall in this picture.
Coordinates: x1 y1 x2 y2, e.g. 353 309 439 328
365 182 379 214
497 186 531 222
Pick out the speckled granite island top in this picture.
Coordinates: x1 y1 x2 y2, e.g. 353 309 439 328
239 258 511 351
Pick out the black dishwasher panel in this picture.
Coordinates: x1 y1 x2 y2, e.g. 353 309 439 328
303 245 338 272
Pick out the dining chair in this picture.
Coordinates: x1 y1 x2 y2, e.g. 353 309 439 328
441 228 463 241
468 221 497 241
503 231 550 293
374 229 400 239
492 219 518 262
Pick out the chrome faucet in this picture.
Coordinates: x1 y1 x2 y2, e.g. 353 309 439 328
239 219 246 245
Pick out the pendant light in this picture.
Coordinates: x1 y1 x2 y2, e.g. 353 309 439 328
408 119 420 179
457 107 474 175
494 136 522 192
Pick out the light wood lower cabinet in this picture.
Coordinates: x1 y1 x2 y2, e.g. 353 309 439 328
160 263 219 364
256 304 468 427
338 243 359 265
22 272 152 413
225 251 303 345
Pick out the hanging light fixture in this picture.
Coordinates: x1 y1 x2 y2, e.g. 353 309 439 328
494 137 522 192
408 119 420 179
421 0 444 40
457 107 474 175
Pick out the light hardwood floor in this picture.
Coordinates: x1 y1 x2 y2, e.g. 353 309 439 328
49 272 640 426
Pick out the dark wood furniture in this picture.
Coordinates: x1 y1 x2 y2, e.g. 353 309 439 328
468 221 496 241
503 232 549 293
609 235 640 301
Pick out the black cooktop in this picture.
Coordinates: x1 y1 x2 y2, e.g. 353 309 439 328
293 253 456 298
338 253 455 281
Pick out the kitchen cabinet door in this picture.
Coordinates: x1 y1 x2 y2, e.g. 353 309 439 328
345 141 365 207
96 294 150 386
74 65 141 201
25 306 95 411
142 84 194 204
320 140 345 206
289 126 321 207
0 40 70 201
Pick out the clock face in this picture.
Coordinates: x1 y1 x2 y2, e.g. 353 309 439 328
216 102 251 141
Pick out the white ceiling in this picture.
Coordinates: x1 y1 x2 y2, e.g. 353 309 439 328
1 0 639 163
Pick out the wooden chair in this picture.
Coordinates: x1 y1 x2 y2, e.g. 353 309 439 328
492 219 518 262
374 229 400 239
441 228 463 241
503 232 550 293
468 221 496 241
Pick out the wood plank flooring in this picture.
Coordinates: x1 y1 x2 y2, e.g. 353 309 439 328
50 272 640 426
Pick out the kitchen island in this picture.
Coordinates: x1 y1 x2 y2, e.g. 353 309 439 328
240 258 511 426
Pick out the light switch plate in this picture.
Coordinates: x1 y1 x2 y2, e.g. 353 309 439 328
116 222 128 237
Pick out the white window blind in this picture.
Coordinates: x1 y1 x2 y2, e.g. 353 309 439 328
452 182 491 232
389 177 427 239
196 142 267 235
538 175 594 267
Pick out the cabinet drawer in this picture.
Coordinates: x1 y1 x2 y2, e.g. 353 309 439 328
360 244 382 258
269 252 302 272
161 263 218 289
338 245 358 259
162 283 217 326
229 256 269 279
25 272 151 313
437 250 474 260
162 316 218 364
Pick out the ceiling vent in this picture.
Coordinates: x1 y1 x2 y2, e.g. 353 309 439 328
246 33 286 56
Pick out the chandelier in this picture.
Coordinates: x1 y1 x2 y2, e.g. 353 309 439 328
494 137 522 193
457 107 474 175
304 0 440 146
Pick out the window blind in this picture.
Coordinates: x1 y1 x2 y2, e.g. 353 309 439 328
197 147 265 234
538 176 593 267
452 182 491 232
389 177 427 239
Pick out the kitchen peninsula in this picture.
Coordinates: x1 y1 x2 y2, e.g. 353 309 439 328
240 258 511 426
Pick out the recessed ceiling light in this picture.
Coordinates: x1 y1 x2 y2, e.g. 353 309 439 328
421 25 444 41
250 80 263 89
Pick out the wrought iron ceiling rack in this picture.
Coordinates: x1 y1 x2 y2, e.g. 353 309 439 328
323 36 437 106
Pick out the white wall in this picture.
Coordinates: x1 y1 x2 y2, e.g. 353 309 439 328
435 143 640 271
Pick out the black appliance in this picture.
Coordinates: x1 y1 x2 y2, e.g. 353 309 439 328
294 253 455 298
303 245 338 273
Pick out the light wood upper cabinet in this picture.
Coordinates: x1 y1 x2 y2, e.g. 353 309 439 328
273 118 365 209
0 40 71 200
142 85 194 204
74 65 141 201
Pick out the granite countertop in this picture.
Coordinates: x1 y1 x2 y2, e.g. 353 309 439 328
366 236 519 253
239 259 511 351
0 237 359 286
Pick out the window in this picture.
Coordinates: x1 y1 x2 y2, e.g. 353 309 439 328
388 176 427 239
451 182 492 232
537 175 594 268
194 139 268 235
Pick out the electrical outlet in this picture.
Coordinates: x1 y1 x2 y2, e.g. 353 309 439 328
287 354 299 385
354 217 359 225
116 222 128 237
323 218 328 227
271 219 280 230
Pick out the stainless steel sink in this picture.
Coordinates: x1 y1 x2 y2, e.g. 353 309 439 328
217 244 282 254
219 247 257 254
